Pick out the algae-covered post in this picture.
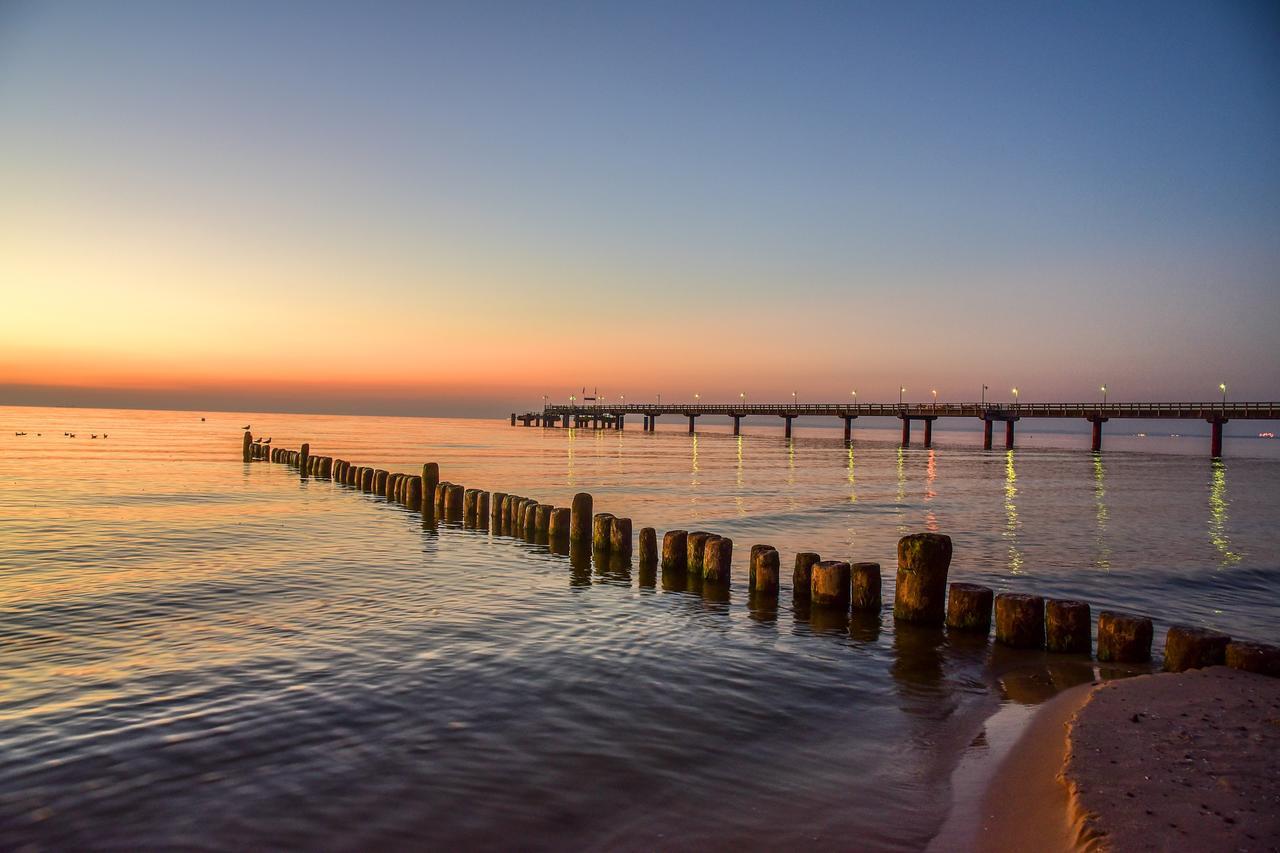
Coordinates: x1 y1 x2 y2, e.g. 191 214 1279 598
893 533 952 625
994 593 1045 648
570 493 593 544
300 443 310 473
850 562 881 611
752 547 780 596
811 560 851 607
661 530 687 572
592 513 615 552
1163 625 1230 672
1045 599 1091 654
242 431 252 462
946 583 993 633
406 475 423 511
687 531 710 575
703 536 732 582
1096 611 1153 663
549 507 570 542
638 527 657 568
793 552 821 602
610 517 632 560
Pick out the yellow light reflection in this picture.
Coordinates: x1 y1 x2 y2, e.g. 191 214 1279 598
924 449 938 532
1003 450 1024 573
896 447 907 534
1092 454 1110 570
847 444 857 503
735 435 745 516
1209 460 1241 566
566 425 576 486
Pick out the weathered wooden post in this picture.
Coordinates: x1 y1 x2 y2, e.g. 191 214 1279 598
749 544 775 589
661 530 687 572
946 583 993 632
433 481 449 513
850 562 881 612
447 483 465 518
406 475 423 511
1046 599 1091 654
463 488 479 526
893 533 952 625
476 492 490 529
687 531 710 575
1096 611 1153 663
703 536 732 582
534 503 553 538
422 463 440 508
610 517 633 560
570 493 593 545
522 502 537 539
242 431 253 461
373 469 388 495
491 492 507 528
811 560 851 607
592 513 615 552
1163 625 1231 672
299 443 310 473
638 527 657 568
793 552 821 602
752 547 780 596
389 473 402 500
1225 641 1280 677
360 467 375 491
549 507 570 542
994 593 1045 648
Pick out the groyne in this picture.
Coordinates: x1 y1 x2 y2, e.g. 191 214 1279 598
243 430 1279 674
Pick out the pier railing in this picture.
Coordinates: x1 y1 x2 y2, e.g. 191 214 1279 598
538 401 1277 419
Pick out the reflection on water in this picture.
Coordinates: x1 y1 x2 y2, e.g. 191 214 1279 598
1092 454 1111 570
847 444 857 504
925 449 939 532
1003 451 1024 574
1209 459 1242 566
896 447 907 534
735 436 745 516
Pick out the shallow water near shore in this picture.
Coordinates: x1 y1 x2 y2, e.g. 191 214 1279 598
2 406 1277 849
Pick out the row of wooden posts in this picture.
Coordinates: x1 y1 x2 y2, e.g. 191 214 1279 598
243 431 1278 677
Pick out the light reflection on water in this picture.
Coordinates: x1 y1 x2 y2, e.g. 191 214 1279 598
1 406 1277 850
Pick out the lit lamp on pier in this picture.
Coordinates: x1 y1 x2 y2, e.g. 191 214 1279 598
899 386 906 406
1012 387 1019 406
1100 385 1107 406
1220 382 1227 408
932 389 938 408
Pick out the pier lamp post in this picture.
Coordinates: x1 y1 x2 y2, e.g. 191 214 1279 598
1219 383 1227 411
1100 385 1107 407
851 390 857 410
543 394 548 410
1012 387 1019 407
792 390 797 407
982 384 988 407
932 389 937 408
899 387 905 407
695 393 700 405
740 392 746 406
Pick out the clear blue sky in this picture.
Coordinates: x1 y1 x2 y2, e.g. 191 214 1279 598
1 1 1277 415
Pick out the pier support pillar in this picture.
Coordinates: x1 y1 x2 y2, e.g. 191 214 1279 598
1209 417 1227 458
900 417 911 448
1089 416 1107 452
688 415 697 433
1005 419 1015 449
783 416 793 439
510 413 516 426
733 415 741 436
843 417 853 443
617 415 624 430
923 419 933 448
983 418 993 450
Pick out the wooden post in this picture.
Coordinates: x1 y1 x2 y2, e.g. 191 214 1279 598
1046 599 1091 654
406 475 423 511
946 583 993 632
571 493 593 544
491 492 507 527
752 547 780 596
1163 625 1231 672
687 531 710 575
422 463 440 509
811 560 851 607
749 544 775 590
850 562 881 611
373 469 389 495
592 513 615 552
242 431 253 461
522 501 537 539
994 593 1045 648
463 488 480 526
661 530 688 572
703 536 732 582
476 491 490 529
893 533 952 625
1096 611 1153 663
793 552 821 602
610 517 632 560
300 443 310 473
445 483 464 518
361 467 375 492
1225 641 1280 677
535 503 553 538
638 527 657 568
549 507 570 542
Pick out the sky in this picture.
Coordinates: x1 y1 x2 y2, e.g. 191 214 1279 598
1 1 1278 417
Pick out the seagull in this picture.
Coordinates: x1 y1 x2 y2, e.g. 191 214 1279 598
241 424 250 430
262 437 271 444
68 433 76 438
91 434 98 439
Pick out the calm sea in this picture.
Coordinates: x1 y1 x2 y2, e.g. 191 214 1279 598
2 406 1277 850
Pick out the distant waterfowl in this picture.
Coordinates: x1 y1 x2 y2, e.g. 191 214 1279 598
91 434 99 439
14 431 25 436
201 417 206 421
241 424 250 430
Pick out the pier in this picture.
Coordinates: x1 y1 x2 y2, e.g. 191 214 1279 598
513 400 1279 457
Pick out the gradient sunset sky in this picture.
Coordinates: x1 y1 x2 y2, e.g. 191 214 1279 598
1 2 1277 416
